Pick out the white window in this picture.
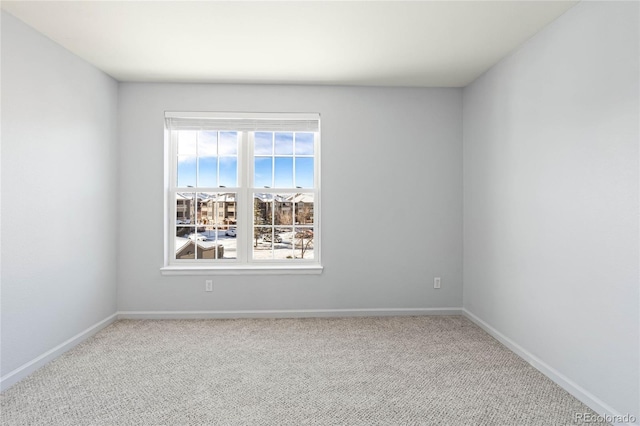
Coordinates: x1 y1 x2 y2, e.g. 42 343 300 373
161 112 322 275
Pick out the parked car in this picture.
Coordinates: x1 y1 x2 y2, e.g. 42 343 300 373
188 233 207 242
225 228 237 237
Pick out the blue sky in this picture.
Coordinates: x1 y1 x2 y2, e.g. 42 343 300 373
178 131 314 188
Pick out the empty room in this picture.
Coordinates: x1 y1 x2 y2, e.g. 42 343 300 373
1 1 638 425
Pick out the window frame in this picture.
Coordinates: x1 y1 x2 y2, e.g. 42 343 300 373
161 112 323 276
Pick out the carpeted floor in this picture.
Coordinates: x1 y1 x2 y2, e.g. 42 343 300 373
1 316 607 425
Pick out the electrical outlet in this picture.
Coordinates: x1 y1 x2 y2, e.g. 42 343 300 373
434 277 441 289
205 280 213 292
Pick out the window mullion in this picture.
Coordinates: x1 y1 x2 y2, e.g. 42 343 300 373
168 131 178 266
271 132 275 189
239 131 251 264
216 131 220 189
292 133 297 188
195 131 199 187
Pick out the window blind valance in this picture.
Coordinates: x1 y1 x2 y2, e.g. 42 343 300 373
165 112 320 132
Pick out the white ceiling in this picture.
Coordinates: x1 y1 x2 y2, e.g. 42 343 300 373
1 0 578 87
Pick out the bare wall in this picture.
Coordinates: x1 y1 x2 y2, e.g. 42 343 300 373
1 11 119 376
463 1 639 419
117 83 463 312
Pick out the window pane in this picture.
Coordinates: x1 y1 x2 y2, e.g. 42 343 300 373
295 157 314 188
274 200 293 225
208 192 237 226
198 131 217 157
176 193 195 224
198 157 217 187
177 157 196 187
177 131 197 156
176 226 195 259
254 226 271 241
173 193 238 261
198 193 215 227
197 243 225 260
274 157 293 188
275 227 295 259
293 227 314 259
294 194 314 225
254 194 273 259
275 132 293 155
192 219 225 260
219 157 237 187
220 226 237 259
199 193 237 260
295 133 314 155
255 132 272 155
253 194 311 260
254 157 272 188
186 227 225 260
195 193 206 226
219 131 238 156
254 194 273 225
253 227 273 259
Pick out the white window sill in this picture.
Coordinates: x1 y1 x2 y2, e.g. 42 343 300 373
160 264 324 276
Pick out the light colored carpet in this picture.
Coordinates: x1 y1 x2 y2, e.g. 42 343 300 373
1 316 607 425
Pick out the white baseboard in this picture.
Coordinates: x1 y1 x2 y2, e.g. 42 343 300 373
0 313 119 392
462 308 638 426
117 307 463 320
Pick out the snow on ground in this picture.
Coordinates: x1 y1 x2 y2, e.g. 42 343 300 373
176 229 313 260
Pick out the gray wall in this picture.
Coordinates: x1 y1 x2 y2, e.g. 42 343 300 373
463 1 639 419
117 83 463 312
1 12 119 376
